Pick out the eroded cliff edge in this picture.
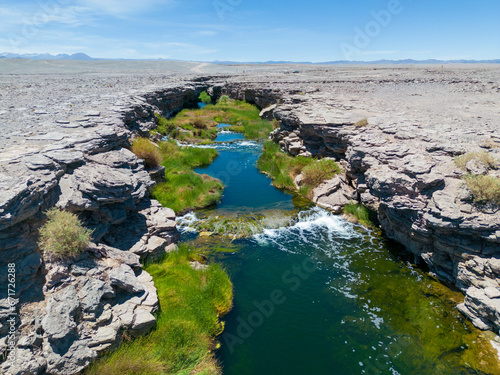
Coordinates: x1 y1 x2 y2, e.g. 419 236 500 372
221 71 500 333
0 78 206 373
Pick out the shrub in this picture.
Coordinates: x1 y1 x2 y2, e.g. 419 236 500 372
455 151 498 171
131 137 162 168
39 208 93 259
192 117 208 129
155 113 175 134
301 159 341 188
199 91 212 104
217 95 230 105
354 118 369 127
463 175 500 205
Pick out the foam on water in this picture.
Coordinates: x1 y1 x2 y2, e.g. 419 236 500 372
253 206 361 252
176 212 200 233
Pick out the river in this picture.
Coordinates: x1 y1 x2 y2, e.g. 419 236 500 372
176 129 498 375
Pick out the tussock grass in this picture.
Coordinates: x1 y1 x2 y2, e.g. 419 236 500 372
343 203 376 228
39 208 92 259
257 140 340 195
463 174 500 205
156 109 218 144
152 141 223 213
354 118 369 127
85 245 233 375
301 159 341 187
131 137 163 168
455 151 497 171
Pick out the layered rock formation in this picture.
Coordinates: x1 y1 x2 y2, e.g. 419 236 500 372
0 80 195 373
264 92 500 333
1 61 499 371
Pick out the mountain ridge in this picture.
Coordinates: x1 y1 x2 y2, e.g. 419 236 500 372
1 52 499 64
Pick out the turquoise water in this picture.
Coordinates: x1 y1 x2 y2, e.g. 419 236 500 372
194 135 294 212
180 137 498 375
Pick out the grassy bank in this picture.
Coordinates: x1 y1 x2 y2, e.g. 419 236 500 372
151 140 224 213
155 95 274 143
257 140 340 198
86 245 233 375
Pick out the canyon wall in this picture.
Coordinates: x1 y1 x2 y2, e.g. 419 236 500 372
0 82 209 374
223 84 500 333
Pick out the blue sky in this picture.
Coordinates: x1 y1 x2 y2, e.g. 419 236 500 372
1 0 499 61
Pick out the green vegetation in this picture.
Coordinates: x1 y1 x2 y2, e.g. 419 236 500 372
39 208 93 259
131 137 162 168
354 118 369 127
152 141 223 213
455 151 498 171
156 108 218 144
86 245 233 375
217 95 230 106
301 159 341 187
155 98 273 143
191 210 295 239
453 151 500 205
342 202 376 228
343 238 500 374
199 91 212 104
463 174 500 205
257 140 340 197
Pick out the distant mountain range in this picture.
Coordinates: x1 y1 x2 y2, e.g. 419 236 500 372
0 52 95 60
1 53 499 65
212 58 500 65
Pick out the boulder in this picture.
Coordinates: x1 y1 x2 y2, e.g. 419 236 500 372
42 285 80 340
44 339 96 375
108 264 145 294
79 278 115 314
131 308 156 334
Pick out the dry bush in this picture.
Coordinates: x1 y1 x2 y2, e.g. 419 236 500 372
354 118 369 127
39 208 93 259
464 175 500 205
455 151 498 171
192 118 208 129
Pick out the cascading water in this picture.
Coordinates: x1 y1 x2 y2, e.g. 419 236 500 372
177 129 499 374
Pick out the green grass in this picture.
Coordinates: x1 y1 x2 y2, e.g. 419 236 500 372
152 141 223 213
131 137 163 168
155 99 273 143
342 203 376 228
301 159 341 187
39 208 93 260
257 140 340 196
455 151 498 171
85 245 233 375
463 174 500 205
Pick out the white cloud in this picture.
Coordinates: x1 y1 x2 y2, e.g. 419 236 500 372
78 0 172 17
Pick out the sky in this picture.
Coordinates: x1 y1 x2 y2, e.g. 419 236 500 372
0 0 499 62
